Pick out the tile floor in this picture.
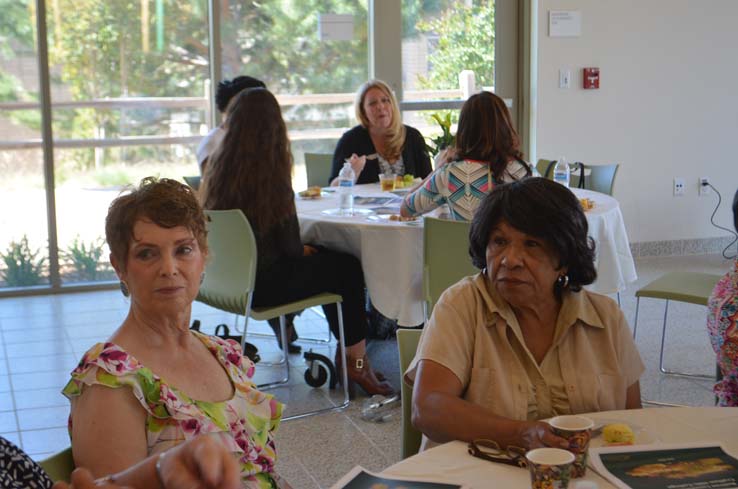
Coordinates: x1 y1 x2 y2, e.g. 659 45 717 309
0 252 733 488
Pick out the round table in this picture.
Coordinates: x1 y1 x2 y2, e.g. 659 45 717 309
296 184 637 327
381 407 738 488
297 184 429 326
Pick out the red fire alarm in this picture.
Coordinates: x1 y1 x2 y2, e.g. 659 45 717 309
583 67 600 89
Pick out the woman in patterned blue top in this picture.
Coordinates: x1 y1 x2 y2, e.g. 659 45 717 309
401 91 532 221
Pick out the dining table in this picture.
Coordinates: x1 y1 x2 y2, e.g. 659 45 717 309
381 407 738 488
295 183 637 327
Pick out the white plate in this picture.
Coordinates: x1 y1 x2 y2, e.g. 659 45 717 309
389 188 411 196
321 208 374 216
366 214 420 224
588 419 657 448
297 191 330 199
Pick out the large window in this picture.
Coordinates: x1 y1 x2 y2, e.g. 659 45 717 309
0 0 514 295
401 1 495 141
219 1 369 189
0 1 49 290
47 0 209 285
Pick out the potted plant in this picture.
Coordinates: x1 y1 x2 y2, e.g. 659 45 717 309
425 112 455 158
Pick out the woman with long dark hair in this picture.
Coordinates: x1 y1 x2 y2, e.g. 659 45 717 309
400 91 532 221
202 88 393 397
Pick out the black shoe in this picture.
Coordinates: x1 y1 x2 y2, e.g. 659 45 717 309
267 316 301 353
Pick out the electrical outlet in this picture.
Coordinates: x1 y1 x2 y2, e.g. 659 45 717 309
699 177 710 196
673 177 685 196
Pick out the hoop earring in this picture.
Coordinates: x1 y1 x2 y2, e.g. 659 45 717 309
557 274 570 289
120 281 130 297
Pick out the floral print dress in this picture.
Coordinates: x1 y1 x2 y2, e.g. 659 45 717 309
707 258 738 406
62 331 283 488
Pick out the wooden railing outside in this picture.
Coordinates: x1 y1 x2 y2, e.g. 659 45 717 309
0 89 467 150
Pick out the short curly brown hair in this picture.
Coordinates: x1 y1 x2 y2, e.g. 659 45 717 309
105 177 208 269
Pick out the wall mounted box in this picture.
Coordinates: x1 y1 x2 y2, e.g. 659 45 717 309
583 67 600 89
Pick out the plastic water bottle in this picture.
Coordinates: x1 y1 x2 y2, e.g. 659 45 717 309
553 157 570 187
338 161 355 215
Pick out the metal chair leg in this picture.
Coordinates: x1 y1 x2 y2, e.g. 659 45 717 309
257 314 290 390
658 300 714 379
632 297 640 339
282 302 350 421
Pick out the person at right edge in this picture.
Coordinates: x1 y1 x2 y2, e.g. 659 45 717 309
707 187 738 406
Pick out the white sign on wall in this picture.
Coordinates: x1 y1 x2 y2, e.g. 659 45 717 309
318 14 354 41
549 10 582 37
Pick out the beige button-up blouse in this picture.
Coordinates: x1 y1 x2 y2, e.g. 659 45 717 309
405 273 644 450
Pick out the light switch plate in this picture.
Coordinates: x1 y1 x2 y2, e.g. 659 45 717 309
559 69 571 89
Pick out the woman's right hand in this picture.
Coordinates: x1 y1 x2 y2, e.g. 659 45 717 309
517 421 569 450
346 153 367 177
158 434 241 489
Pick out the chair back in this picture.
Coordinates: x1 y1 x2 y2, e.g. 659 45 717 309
536 159 556 179
397 328 423 459
183 175 201 191
304 153 333 187
39 447 75 483
423 217 478 318
585 163 619 195
197 209 257 316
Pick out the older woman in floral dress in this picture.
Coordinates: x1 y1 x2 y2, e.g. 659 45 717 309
62 177 283 488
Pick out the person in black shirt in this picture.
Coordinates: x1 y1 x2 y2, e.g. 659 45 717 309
330 79 432 185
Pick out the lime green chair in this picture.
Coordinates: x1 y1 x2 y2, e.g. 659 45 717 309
304 153 333 187
39 447 75 483
423 217 478 319
397 328 423 459
183 175 201 191
633 271 722 379
196 209 349 419
570 163 619 195
536 159 556 179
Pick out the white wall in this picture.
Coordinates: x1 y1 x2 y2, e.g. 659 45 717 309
536 0 738 243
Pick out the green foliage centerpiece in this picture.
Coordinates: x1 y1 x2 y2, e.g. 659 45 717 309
426 112 455 158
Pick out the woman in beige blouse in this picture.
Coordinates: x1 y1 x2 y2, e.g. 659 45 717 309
406 177 643 451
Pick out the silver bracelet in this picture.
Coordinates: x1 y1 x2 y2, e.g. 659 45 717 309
94 474 116 486
155 450 167 488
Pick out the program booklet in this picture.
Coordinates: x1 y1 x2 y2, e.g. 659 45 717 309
329 466 468 489
590 443 738 489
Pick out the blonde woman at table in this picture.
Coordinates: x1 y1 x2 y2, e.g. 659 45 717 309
406 178 643 451
202 87 393 397
400 91 531 221
329 79 432 185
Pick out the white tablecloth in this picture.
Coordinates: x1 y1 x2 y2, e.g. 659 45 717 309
382 407 738 488
296 184 637 327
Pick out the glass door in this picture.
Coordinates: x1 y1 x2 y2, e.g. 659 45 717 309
46 0 210 285
0 1 50 291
